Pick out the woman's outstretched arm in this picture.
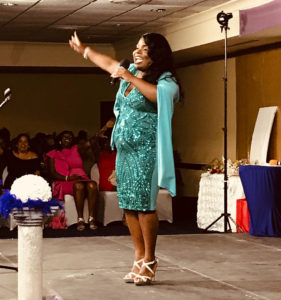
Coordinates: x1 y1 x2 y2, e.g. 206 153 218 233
69 32 119 74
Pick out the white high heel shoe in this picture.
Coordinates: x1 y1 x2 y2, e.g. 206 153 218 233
123 258 143 283
134 258 158 286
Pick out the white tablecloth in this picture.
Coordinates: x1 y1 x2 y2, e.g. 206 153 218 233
197 173 245 232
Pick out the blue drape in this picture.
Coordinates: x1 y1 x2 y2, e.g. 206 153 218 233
239 165 281 237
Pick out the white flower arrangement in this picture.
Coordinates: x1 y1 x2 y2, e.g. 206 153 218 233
0 174 61 220
10 174 52 202
207 157 249 176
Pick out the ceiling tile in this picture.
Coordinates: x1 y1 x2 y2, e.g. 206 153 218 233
0 0 237 44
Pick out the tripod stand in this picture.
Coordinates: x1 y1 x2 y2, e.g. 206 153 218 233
205 11 243 233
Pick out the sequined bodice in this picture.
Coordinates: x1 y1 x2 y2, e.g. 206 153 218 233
113 66 157 149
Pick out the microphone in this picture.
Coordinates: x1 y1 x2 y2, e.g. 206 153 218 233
110 59 130 85
0 88 12 108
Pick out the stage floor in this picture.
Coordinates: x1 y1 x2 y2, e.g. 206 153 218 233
0 233 280 300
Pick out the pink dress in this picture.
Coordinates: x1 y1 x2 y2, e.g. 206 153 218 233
47 145 90 200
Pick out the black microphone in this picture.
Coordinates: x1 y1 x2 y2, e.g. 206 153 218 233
0 88 12 108
110 59 130 85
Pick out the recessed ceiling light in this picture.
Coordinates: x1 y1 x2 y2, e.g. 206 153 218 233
0 2 17 6
50 25 89 30
150 8 166 13
110 0 137 3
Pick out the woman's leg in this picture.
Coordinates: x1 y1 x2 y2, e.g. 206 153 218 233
124 209 145 274
86 181 98 228
73 181 86 219
86 181 98 217
137 211 159 278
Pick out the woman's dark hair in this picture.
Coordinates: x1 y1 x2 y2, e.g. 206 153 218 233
55 130 75 150
141 33 182 99
77 130 88 143
141 33 176 83
12 133 31 152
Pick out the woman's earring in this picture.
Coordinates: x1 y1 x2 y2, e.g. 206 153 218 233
59 141 62 144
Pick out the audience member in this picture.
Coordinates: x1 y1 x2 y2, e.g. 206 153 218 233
0 127 11 184
0 128 11 149
0 139 7 184
4 133 40 190
31 132 56 184
96 117 115 140
45 134 56 152
46 130 98 231
97 127 117 191
31 132 47 160
76 130 97 176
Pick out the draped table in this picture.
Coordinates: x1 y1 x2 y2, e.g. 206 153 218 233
239 165 281 236
197 173 245 232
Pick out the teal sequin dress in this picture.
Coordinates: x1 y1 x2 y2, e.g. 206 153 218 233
112 64 158 211
112 64 179 211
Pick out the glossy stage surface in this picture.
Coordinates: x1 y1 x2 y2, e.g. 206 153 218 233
0 232 281 300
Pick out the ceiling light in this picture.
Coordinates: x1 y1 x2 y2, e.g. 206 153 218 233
110 0 137 4
50 25 89 30
150 8 166 13
0 2 17 6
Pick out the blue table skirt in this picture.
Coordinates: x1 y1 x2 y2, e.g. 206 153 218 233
239 165 281 237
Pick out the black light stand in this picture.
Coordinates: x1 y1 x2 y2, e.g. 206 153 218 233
0 88 17 272
205 11 243 233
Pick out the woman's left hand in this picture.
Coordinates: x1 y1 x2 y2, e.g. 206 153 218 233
69 31 86 55
111 67 134 83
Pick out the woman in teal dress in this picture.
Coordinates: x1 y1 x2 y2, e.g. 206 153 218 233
70 32 180 285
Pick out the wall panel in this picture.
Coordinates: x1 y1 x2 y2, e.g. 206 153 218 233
236 48 281 161
0 71 117 138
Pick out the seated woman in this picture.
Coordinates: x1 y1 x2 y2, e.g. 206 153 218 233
97 128 117 192
76 130 97 177
46 130 98 231
0 137 8 185
4 133 40 190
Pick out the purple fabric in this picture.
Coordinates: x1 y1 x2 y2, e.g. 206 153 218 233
240 0 281 36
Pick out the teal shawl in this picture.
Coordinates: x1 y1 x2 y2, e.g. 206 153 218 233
157 72 179 196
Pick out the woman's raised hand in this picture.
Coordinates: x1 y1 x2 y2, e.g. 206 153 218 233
69 31 86 54
105 119 115 129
